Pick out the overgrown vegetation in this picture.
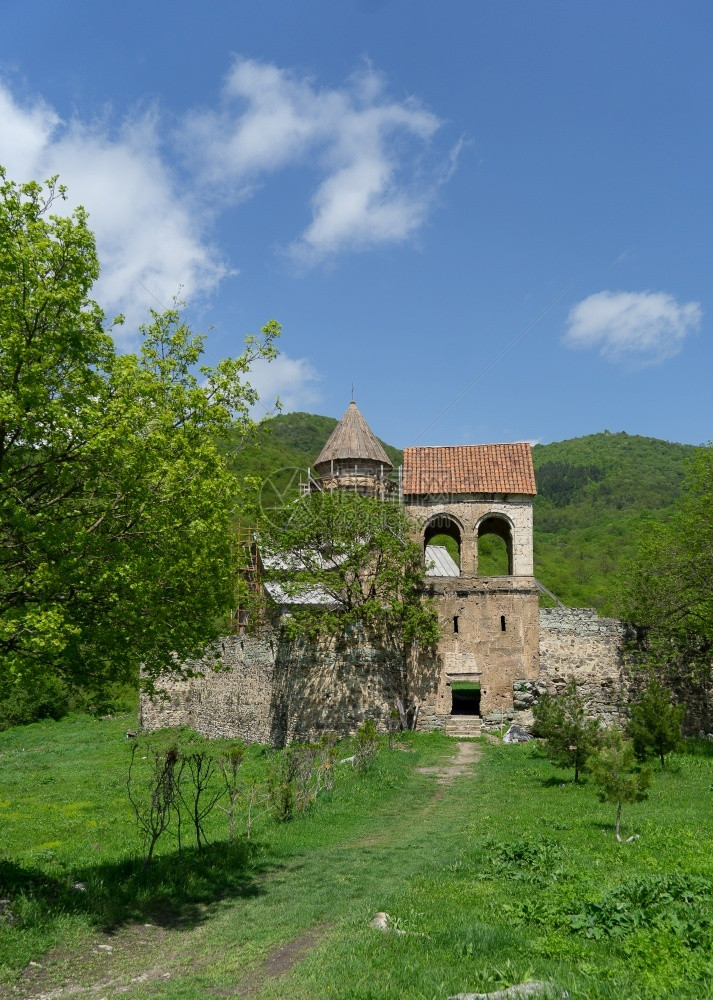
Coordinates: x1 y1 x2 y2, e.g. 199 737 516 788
623 444 713 685
253 488 441 648
2 713 713 998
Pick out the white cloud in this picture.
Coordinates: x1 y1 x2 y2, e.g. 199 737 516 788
563 290 702 365
0 85 229 338
246 353 321 416
182 58 452 263
0 59 456 335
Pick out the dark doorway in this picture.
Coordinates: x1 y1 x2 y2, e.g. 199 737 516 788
451 683 481 716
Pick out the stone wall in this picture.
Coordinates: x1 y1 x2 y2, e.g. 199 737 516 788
526 607 633 725
141 605 713 745
140 630 406 746
506 608 634 728
140 635 279 743
274 632 405 744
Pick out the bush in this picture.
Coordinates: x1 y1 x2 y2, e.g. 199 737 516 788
627 678 684 767
0 675 69 730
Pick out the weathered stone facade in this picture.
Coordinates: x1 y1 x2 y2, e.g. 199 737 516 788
410 577 540 730
139 416 713 744
141 630 407 746
512 608 634 728
140 606 643 742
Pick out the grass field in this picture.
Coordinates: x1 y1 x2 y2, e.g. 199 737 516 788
1 714 712 999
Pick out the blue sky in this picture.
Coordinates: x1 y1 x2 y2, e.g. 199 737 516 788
1 0 710 449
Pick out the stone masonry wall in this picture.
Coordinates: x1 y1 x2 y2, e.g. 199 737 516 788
511 608 633 728
140 635 278 743
140 630 406 746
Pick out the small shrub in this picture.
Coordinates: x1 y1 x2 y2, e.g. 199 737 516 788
354 719 380 772
532 678 601 782
627 678 684 767
127 744 183 864
267 751 297 822
217 742 246 842
590 727 652 841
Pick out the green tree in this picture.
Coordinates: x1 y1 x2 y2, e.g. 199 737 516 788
254 489 440 649
624 445 713 687
590 727 652 841
532 678 601 783
0 169 280 701
626 679 684 767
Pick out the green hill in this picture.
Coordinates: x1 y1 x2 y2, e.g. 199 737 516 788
227 414 698 613
531 432 697 612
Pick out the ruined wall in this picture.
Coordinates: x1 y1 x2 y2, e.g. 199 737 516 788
511 607 713 737
140 635 279 743
140 630 406 745
528 607 633 725
274 632 405 744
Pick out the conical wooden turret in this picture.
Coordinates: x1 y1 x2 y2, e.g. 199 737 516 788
312 401 394 498
314 401 392 474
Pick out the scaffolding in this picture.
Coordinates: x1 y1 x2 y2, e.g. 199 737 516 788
230 520 266 634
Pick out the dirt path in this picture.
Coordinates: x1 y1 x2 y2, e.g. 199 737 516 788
231 924 332 997
415 740 481 799
9 740 481 1000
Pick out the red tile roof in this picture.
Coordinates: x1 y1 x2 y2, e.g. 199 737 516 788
403 443 536 496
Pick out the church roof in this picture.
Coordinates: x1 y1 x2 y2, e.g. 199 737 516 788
403 443 536 496
314 401 393 471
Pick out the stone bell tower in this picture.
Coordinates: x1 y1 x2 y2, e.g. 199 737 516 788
402 443 539 732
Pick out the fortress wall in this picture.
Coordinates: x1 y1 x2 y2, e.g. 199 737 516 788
140 635 278 743
275 633 405 744
140 630 406 745
141 608 713 744
531 607 633 724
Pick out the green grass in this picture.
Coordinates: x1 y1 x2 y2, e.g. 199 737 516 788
1 715 713 998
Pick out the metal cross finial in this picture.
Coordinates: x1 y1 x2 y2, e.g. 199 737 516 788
351 382 354 401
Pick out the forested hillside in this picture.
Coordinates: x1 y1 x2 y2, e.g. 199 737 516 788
531 432 697 611
226 414 698 613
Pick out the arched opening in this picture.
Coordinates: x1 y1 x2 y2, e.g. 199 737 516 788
477 515 513 576
424 514 461 576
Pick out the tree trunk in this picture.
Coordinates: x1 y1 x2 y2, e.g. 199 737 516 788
412 702 420 732
615 801 622 842
396 698 408 731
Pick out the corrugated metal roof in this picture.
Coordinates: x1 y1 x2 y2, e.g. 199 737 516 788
264 581 338 607
425 544 460 577
314 401 392 472
403 443 536 496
